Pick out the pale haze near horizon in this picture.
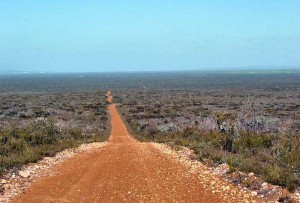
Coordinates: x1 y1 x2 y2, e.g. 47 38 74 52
0 0 299 72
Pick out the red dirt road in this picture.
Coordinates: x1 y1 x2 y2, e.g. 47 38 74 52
13 92 255 203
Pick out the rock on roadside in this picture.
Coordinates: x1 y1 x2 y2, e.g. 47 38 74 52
18 171 30 178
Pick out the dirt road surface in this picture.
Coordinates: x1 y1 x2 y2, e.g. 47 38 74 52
13 92 255 203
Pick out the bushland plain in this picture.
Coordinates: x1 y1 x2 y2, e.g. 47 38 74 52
0 71 299 201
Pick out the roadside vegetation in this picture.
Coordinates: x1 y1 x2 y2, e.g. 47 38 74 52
1 72 299 191
116 75 300 192
0 91 109 174
130 127 299 191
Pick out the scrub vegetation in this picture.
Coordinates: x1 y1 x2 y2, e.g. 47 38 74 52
0 72 299 192
115 73 300 191
0 91 109 174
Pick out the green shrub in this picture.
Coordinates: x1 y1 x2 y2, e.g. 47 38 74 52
127 123 300 191
0 121 108 175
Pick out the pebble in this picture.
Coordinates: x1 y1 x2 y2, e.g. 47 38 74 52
251 191 257 196
19 171 30 178
248 172 254 177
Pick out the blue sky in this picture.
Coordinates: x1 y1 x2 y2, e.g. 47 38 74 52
0 0 299 72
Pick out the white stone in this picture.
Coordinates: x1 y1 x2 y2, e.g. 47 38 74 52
262 182 268 187
19 171 30 178
251 191 258 196
0 179 7 184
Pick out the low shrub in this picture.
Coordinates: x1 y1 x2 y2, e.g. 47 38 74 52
0 120 108 174
127 122 300 191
